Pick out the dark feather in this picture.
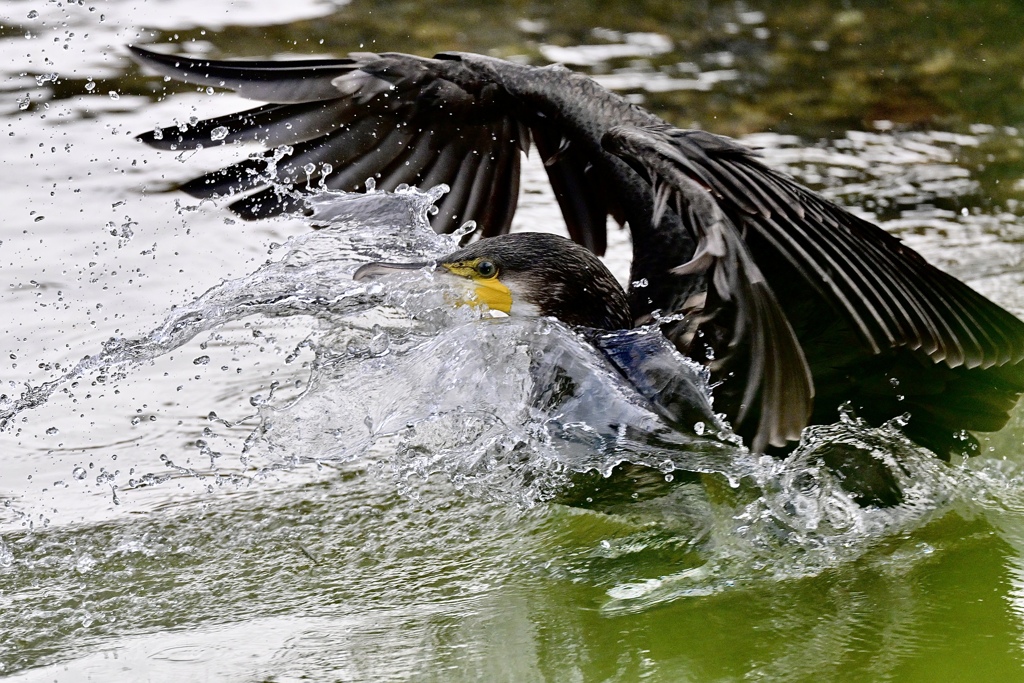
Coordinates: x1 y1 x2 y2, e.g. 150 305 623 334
129 46 362 103
533 125 608 254
131 47 528 234
137 101 355 150
608 125 1024 374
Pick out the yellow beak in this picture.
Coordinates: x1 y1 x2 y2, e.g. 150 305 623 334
441 263 512 314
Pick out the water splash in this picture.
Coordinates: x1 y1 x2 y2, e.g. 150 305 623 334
242 313 737 508
0 182 1005 610
599 418 966 613
0 185 454 432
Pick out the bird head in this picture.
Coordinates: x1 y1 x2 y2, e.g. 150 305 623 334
354 232 631 330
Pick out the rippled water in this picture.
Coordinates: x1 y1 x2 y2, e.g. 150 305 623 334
4 1 1024 681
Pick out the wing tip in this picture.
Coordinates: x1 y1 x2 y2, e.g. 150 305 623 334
126 44 180 69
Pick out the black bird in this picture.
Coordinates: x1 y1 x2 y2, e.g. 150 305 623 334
356 232 634 331
129 46 1024 459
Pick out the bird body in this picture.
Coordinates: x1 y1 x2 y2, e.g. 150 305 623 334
129 46 1024 459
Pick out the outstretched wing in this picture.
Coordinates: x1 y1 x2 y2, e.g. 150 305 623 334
129 46 526 236
604 123 1024 450
604 125 815 451
605 124 1024 372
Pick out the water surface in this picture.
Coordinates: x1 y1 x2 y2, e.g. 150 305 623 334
3 1 1024 680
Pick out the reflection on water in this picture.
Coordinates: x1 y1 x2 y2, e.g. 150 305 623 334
3 0 1024 680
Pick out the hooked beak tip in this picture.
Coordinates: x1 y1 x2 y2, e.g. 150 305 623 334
352 261 432 281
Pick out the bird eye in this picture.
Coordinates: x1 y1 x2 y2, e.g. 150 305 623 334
475 260 497 278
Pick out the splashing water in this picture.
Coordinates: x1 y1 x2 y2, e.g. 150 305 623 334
0 184 452 432
0 183 1004 606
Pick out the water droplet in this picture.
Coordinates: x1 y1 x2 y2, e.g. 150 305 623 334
210 126 228 141
193 355 210 366
26 10 38 18
108 91 119 100
72 466 87 480
45 427 58 435
85 81 95 92
0 539 13 568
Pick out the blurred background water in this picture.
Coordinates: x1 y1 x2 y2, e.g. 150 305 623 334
3 0 1024 680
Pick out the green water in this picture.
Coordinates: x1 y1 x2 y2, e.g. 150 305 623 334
4 1 1024 680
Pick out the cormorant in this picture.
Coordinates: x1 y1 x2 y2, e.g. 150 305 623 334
128 46 1024 462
